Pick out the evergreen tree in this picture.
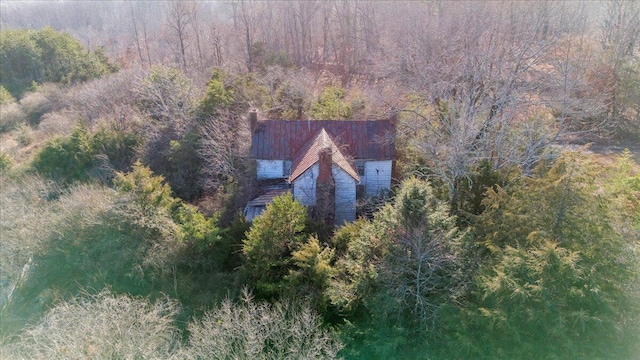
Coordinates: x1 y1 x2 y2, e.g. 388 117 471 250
459 151 639 359
310 86 353 119
241 193 309 298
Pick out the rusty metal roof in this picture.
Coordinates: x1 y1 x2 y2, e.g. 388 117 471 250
251 119 396 160
288 128 360 183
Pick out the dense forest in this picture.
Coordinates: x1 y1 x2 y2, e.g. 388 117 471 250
0 1 639 359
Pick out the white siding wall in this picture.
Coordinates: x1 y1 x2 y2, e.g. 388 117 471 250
244 205 266 222
292 164 317 206
292 164 357 224
256 160 284 179
364 160 393 197
333 165 356 224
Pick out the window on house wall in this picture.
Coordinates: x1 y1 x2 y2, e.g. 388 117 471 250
356 160 366 199
356 184 366 199
283 161 292 177
355 160 365 176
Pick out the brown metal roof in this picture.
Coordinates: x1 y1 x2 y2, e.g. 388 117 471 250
251 119 396 160
288 128 360 183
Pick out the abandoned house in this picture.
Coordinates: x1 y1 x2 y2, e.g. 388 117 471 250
244 111 397 225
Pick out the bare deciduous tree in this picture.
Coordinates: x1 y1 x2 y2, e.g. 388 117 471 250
599 1 640 132
165 0 197 71
393 1 589 205
198 111 251 193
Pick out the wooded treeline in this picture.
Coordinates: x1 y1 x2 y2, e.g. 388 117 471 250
1 1 639 359
3 1 640 138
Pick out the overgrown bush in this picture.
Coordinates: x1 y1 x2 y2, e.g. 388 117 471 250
2 289 342 360
90 125 142 175
198 68 234 117
31 123 97 183
15 124 34 146
0 29 40 97
134 66 206 200
182 290 342 360
0 152 12 171
0 175 60 291
19 89 52 126
0 181 111 334
2 290 180 360
1 168 219 334
66 69 142 122
36 110 76 137
0 102 26 132
32 122 141 184
328 178 465 349
0 86 15 105
113 162 222 261
135 66 195 124
241 193 311 299
310 86 353 119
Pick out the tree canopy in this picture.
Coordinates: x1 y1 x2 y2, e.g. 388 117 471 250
0 27 115 98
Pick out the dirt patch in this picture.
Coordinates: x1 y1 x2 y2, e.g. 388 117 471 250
586 142 640 159
572 140 640 170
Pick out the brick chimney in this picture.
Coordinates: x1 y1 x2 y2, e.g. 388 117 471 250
317 147 333 183
316 146 335 224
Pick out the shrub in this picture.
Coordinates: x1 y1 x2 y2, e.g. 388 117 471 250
0 180 187 333
199 68 234 116
310 86 353 119
0 29 40 98
165 132 203 201
0 178 82 333
135 66 205 200
182 290 342 360
374 178 465 331
0 86 15 105
215 214 251 271
19 90 52 126
36 83 67 110
90 125 142 174
66 69 142 122
31 123 95 183
16 124 34 146
1 28 115 98
0 102 26 132
32 27 115 85
274 81 308 119
264 50 294 68
32 122 141 184
0 175 58 286
329 178 465 333
0 152 12 171
37 110 76 137
173 202 221 250
114 161 177 213
0 168 221 336
114 162 222 256
284 236 334 310
2 290 179 359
